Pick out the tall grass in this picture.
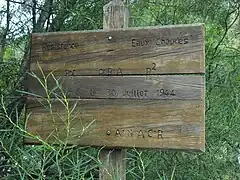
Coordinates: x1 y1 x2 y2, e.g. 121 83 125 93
0 63 100 179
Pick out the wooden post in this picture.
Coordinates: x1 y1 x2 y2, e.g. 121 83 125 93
99 1 129 179
99 149 126 180
103 0 129 30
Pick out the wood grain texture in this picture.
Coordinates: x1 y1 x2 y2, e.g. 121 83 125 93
26 75 204 100
103 0 129 30
30 24 205 75
101 1 128 180
99 149 126 180
25 99 205 151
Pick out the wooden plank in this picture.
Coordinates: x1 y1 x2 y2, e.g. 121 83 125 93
30 24 205 75
26 75 204 100
25 99 205 151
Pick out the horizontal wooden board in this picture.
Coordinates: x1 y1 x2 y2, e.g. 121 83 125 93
30 24 205 75
25 99 205 151
26 75 204 100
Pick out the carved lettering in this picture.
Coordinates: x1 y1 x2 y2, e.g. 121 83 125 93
156 37 189 46
106 130 111 136
107 89 117 97
65 70 69 76
137 130 145 138
108 68 112 75
132 35 190 49
148 129 153 137
98 68 123 75
42 42 79 52
87 88 174 99
99 69 104 75
86 87 177 99
117 68 123 75
123 89 148 98
65 70 76 76
144 90 148 96
107 128 164 139
146 68 151 75
127 130 133 137
132 38 136 47
115 129 121 137
156 89 176 97
132 38 151 47
90 89 96 96
42 34 191 53
146 63 157 75
152 63 156 70
158 130 163 139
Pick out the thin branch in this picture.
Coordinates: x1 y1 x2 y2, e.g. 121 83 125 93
32 0 37 32
211 5 240 60
9 0 49 12
45 0 53 32
0 0 11 62
35 0 53 32
207 4 240 94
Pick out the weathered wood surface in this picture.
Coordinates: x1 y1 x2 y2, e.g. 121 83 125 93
103 0 129 30
25 99 205 151
25 1 205 153
26 75 204 100
30 24 205 75
101 1 129 179
99 149 126 180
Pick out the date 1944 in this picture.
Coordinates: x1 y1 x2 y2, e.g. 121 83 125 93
90 88 176 98
156 89 176 97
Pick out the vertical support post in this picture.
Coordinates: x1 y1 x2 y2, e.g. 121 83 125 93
103 0 129 30
99 1 129 180
99 149 126 180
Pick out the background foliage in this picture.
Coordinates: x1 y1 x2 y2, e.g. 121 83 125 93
0 0 240 179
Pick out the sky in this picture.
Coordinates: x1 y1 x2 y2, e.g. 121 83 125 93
0 0 31 36
0 0 4 6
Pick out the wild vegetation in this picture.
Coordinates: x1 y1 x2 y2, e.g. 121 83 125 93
0 0 240 179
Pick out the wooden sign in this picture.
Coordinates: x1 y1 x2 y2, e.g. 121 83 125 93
25 24 205 151
30 25 205 75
